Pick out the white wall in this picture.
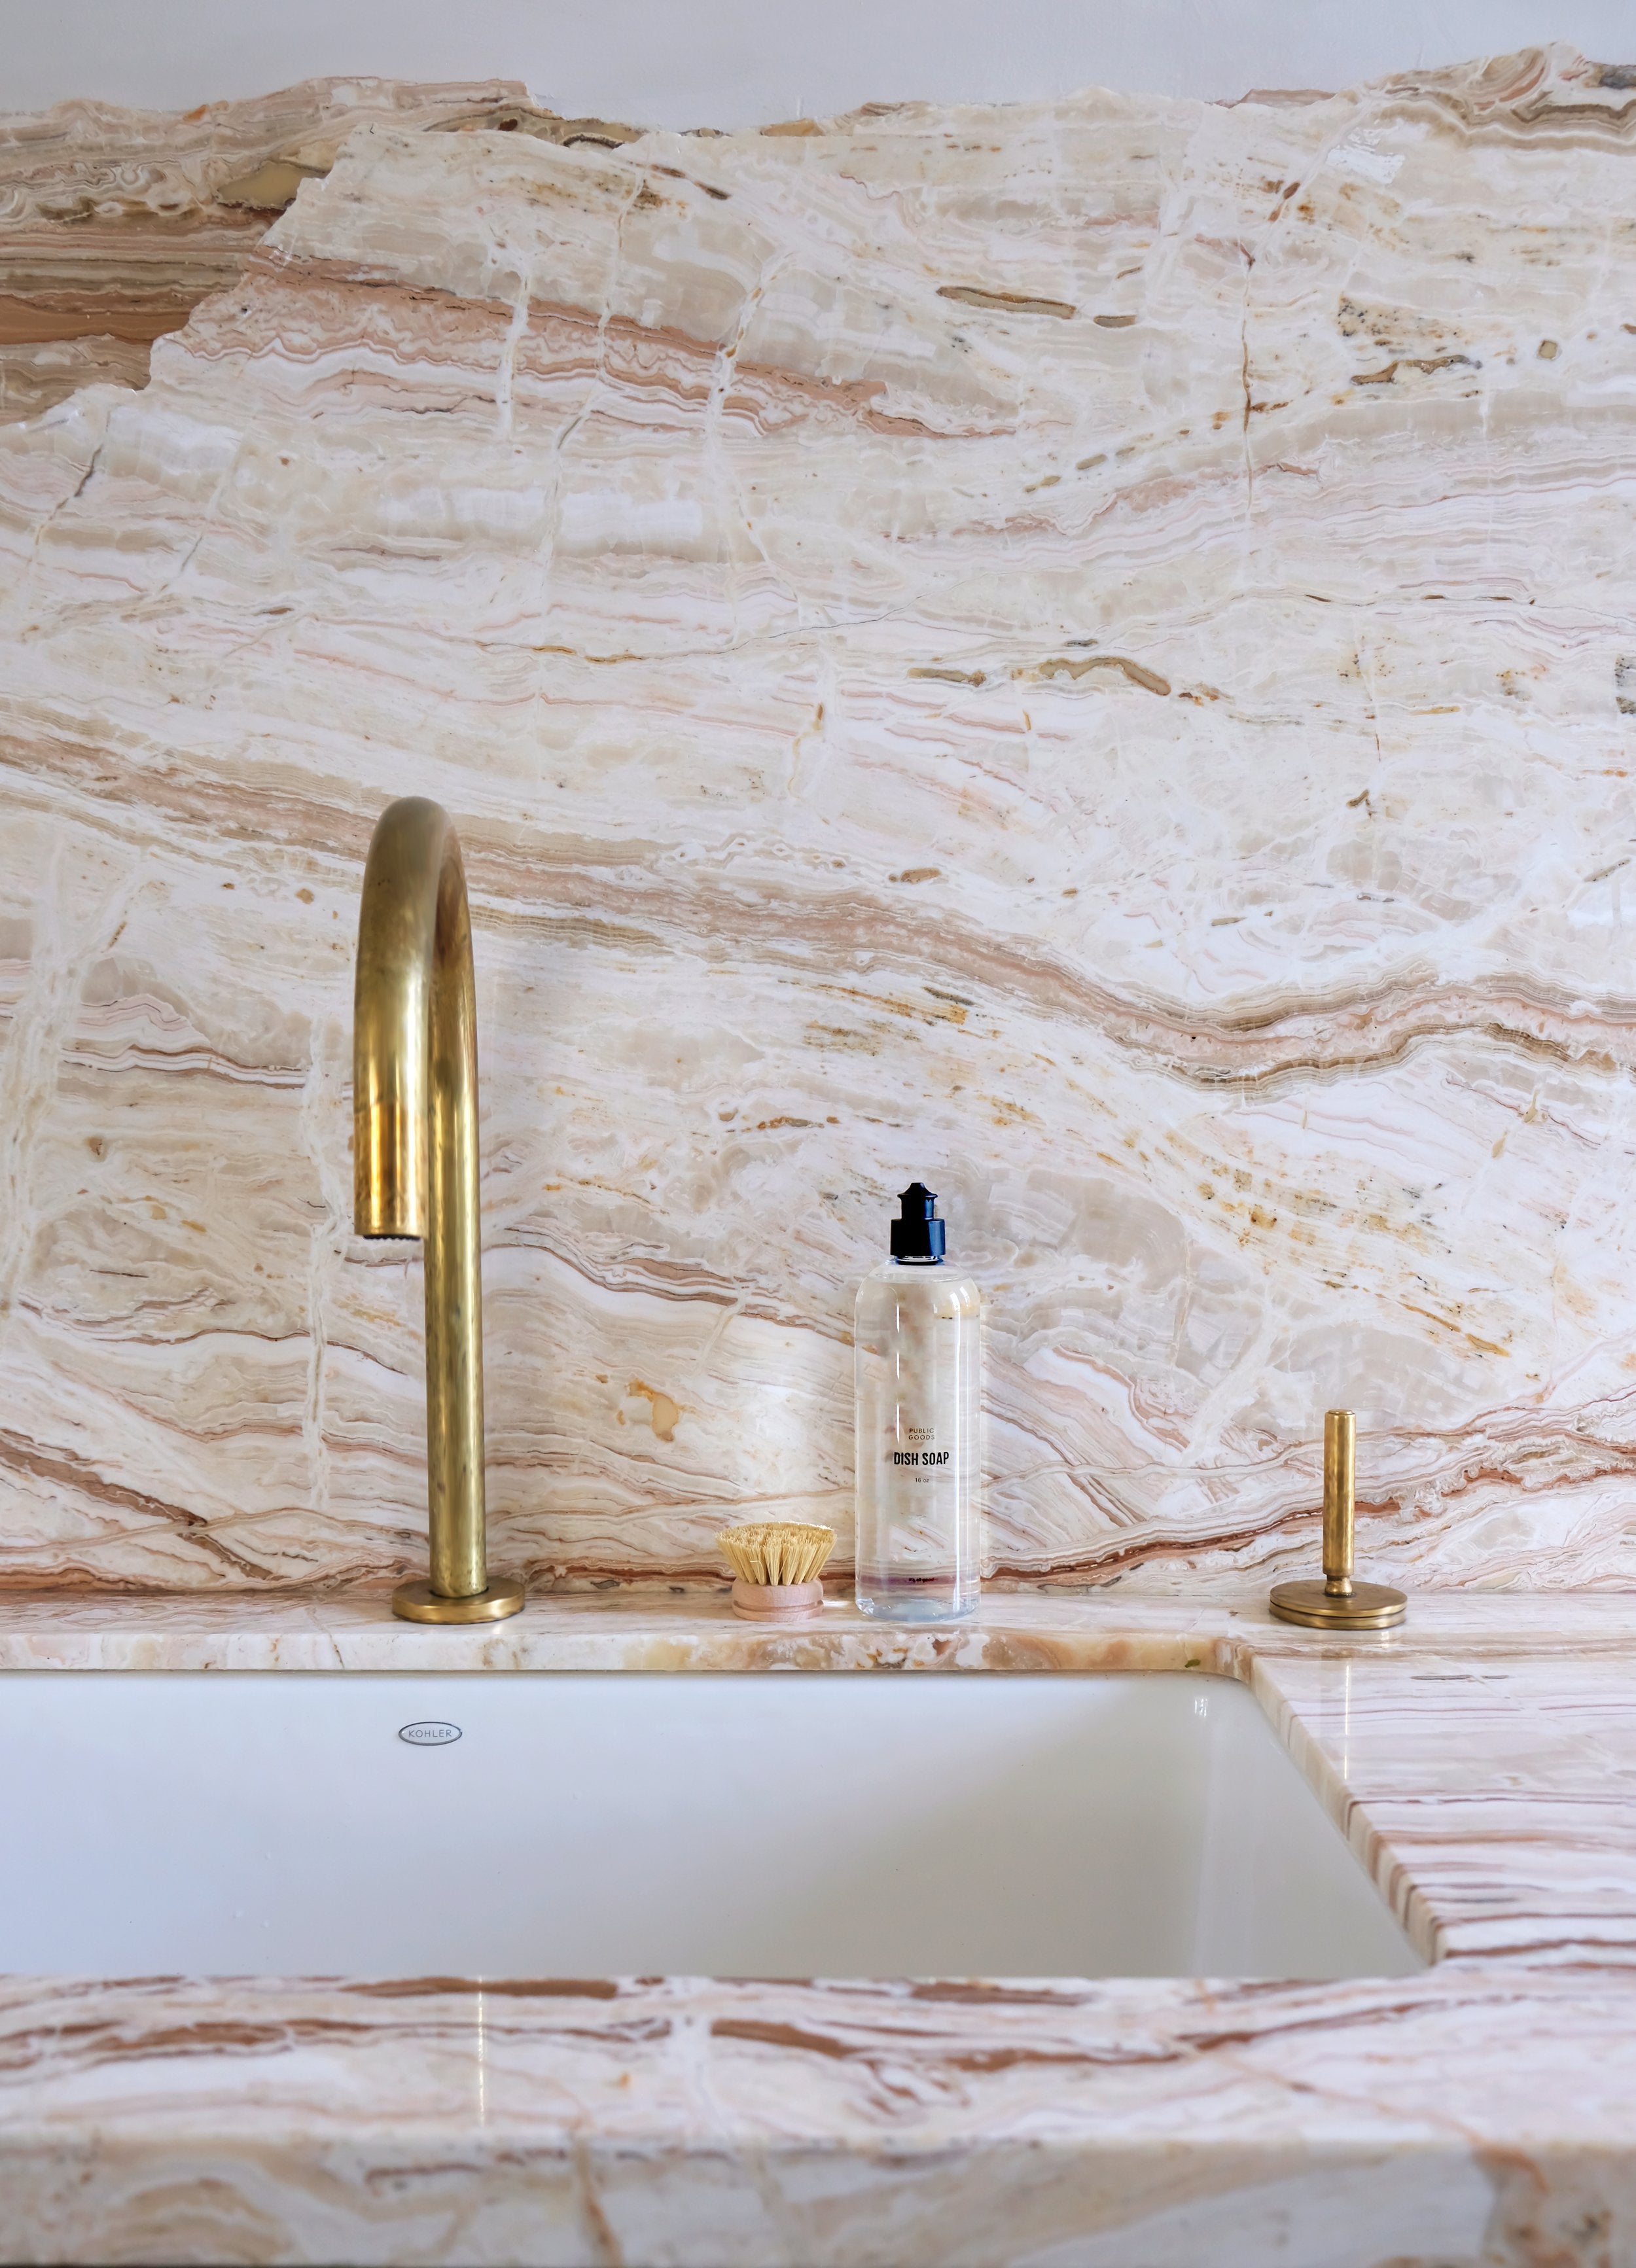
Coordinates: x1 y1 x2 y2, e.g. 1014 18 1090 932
1 0 1632 125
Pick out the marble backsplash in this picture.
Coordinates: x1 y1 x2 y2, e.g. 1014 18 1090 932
1 43 1635 1593
0 79 615 423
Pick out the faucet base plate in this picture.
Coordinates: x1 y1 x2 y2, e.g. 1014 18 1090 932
1268 1578 1406 1630
391 1578 526 1625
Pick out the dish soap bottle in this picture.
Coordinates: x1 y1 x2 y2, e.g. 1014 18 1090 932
854 1184 981 1622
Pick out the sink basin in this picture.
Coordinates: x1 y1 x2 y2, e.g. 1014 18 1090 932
0 1669 1418 1978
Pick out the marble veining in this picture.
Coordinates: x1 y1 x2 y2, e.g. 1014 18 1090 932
0 80 630 422
5 46 1636 1591
6 1969 1636 2266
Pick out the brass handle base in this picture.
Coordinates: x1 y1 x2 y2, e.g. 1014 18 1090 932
391 1576 526 1625
1269 1578 1406 1631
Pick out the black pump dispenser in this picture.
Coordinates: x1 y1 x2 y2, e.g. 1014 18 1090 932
890 1182 946 1262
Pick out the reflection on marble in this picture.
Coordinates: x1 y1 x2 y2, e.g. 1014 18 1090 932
1259 1639 1636 1967
5 46 1636 1591
7 1968 1635 2267
2 1591 1636 2261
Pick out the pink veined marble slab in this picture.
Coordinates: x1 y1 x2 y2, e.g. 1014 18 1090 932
0 79 555 422
4 45 1636 1595
0 1587 1635 2261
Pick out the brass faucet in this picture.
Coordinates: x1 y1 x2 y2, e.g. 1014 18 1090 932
353 797 524 1623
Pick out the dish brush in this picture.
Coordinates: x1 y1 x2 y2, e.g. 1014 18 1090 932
717 1520 836 1622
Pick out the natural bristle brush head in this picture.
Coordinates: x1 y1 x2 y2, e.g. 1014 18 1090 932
717 1521 836 1619
717 1521 836 1585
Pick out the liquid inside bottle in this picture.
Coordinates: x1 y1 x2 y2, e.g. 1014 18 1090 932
854 1184 981 1622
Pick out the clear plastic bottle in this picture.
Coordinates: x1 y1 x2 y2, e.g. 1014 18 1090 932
854 1184 982 1622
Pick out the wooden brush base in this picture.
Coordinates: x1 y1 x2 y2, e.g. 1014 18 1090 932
730 1578 826 1623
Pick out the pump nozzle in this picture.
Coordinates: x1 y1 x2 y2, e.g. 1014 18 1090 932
890 1182 946 1261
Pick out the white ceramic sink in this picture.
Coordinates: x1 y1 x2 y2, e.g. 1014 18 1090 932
0 1670 1418 1978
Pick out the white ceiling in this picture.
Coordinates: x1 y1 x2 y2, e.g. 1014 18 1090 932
1 0 1632 124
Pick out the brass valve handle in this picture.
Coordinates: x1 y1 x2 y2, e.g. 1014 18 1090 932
1269 1409 1406 1631
1323 1409 1355 1599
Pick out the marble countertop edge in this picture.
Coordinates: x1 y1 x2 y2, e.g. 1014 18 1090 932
0 1582 1628 1669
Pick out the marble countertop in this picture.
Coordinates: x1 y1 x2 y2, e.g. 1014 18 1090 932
3 1586 1635 2263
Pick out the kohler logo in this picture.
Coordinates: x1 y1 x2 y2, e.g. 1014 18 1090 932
399 1721 462 1746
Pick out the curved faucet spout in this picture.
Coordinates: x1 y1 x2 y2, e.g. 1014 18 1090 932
353 796 523 1624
